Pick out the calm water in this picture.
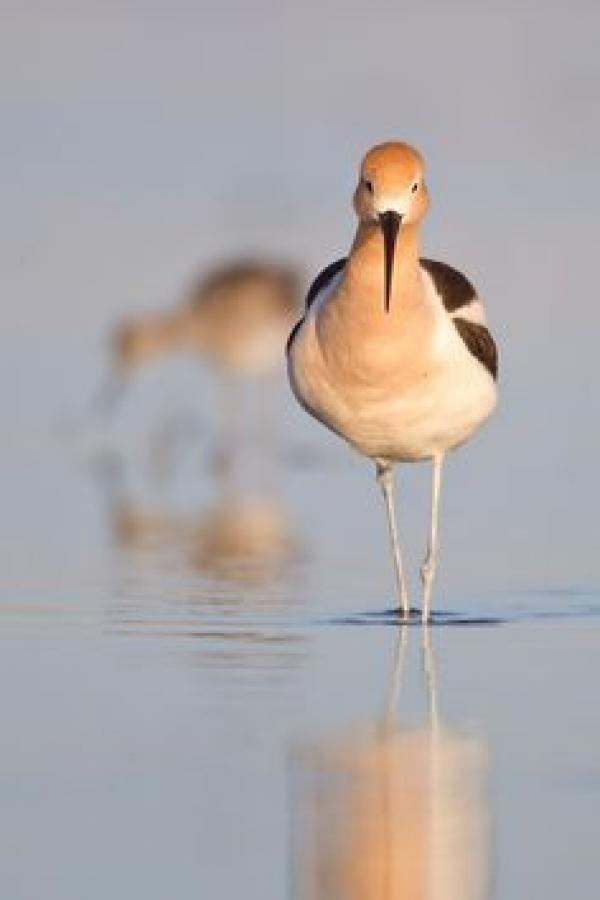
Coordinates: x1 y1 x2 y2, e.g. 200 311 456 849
1 379 599 899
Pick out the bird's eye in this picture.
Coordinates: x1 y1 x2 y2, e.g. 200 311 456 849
411 181 419 193
363 178 373 193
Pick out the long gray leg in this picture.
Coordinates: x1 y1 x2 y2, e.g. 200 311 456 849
421 453 444 624
376 462 410 620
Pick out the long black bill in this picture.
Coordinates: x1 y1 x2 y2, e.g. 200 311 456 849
379 210 402 313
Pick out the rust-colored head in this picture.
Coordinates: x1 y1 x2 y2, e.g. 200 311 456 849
353 142 430 311
353 141 429 225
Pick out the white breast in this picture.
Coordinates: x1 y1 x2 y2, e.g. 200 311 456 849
288 272 497 463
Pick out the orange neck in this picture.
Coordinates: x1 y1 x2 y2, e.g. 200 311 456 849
342 221 423 321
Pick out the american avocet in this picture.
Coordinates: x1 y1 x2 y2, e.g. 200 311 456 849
101 260 301 468
112 261 299 377
287 142 498 623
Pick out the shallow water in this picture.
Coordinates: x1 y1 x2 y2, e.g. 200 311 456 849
1 413 599 900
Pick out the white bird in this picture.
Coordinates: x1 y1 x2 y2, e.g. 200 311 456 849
287 142 498 623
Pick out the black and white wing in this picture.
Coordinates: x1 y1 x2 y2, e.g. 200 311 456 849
420 258 498 380
286 257 347 354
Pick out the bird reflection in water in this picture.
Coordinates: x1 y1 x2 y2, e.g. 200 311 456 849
99 458 299 590
292 629 489 900
88 447 305 673
190 493 297 587
98 260 301 471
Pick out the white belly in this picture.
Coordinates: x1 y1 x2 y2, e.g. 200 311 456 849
289 312 497 462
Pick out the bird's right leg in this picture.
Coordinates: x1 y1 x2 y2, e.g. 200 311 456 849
376 462 410 621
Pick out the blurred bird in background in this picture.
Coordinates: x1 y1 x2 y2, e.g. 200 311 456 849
112 260 300 379
98 259 302 471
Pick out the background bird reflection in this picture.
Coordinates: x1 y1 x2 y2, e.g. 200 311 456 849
91 439 300 594
292 629 489 900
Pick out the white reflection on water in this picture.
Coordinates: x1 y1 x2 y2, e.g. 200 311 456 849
292 628 489 900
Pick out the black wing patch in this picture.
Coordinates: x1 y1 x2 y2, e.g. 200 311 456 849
420 258 477 313
287 257 347 356
285 318 304 355
453 318 498 380
305 257 347 310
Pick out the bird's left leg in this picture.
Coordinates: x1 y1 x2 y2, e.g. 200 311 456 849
376 462 410 621
421 452 444 624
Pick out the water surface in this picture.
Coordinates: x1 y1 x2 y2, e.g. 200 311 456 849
1 425 598 899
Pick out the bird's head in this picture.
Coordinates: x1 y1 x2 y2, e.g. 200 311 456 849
112 313 190 370
113 318 164 369
353 141 429 311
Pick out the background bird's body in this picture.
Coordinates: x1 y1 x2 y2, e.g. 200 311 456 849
115 261 299 378
103 261 301 471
